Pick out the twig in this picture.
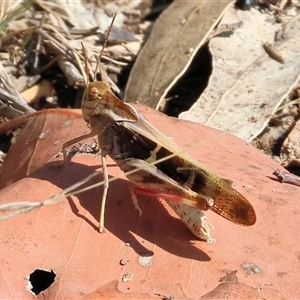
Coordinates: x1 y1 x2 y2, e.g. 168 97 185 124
57 59 85 87
273 169 300 187
0 171 100 221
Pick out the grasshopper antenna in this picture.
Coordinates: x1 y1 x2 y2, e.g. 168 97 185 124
93 13 117 82
81 13 116 85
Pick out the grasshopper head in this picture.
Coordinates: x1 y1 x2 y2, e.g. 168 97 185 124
81 81 139 125
81 81 113 123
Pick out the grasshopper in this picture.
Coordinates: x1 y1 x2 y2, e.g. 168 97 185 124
61 17 256 243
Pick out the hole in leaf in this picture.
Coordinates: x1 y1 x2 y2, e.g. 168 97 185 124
27 269 56 296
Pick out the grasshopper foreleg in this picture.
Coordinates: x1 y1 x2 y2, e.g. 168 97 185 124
55 129 110 233
53 132 95 166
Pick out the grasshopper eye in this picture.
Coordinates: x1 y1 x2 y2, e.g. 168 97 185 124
89 86 99 100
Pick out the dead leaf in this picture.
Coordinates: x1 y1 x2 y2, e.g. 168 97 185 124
0 105 299 299
124 0 231 108
180 6 300 142
0 109 87 189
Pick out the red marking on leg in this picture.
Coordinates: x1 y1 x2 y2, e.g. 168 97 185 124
131 186 183 202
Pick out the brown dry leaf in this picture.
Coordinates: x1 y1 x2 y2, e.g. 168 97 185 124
0 105 299 299
124 0 231 107
180 7 300 142
0 109 87 189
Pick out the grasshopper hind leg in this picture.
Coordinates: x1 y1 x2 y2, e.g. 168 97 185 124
129 183 217 243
